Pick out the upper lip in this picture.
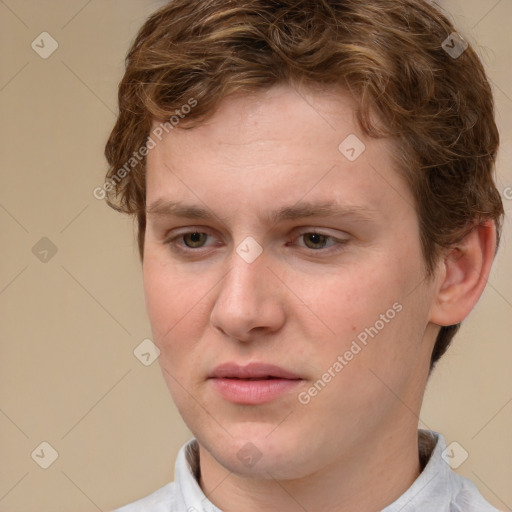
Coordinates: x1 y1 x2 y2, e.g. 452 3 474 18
208 362 302 380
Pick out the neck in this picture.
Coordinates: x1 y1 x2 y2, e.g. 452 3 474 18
198 424 422 512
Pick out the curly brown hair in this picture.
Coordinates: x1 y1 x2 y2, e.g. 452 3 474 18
103 0 504 370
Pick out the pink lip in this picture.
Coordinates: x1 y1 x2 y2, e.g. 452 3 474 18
209 362 301 380
208 362 303 405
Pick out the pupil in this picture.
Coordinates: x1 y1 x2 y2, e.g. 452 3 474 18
185 232 205 247
306 233 325 249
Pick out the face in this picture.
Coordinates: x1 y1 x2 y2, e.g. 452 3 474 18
143 84 439 480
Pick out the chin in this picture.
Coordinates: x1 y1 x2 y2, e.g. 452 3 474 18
195 421 319 480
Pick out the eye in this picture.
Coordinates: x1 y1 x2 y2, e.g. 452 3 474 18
165 230 218 253
164 229 348 255
294 232 348 251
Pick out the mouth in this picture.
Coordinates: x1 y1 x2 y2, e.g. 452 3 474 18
208 362 303 405
208 362 302 380
222 376 283 380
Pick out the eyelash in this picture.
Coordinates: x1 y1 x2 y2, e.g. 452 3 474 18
164 230 348 255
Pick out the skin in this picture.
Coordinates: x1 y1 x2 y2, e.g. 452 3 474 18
142 84 496 512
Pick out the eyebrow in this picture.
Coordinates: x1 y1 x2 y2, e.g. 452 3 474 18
146 199 379 226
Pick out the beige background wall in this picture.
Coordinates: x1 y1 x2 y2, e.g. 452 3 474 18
0 1 510 511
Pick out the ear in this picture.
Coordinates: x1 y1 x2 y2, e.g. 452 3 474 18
429 220 497 326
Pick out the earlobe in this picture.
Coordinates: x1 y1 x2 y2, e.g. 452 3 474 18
429 220 497 327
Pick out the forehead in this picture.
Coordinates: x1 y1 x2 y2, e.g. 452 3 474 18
149 85 362 161
145 84 414 224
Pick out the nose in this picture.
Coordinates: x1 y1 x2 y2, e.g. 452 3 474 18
210 246 286 342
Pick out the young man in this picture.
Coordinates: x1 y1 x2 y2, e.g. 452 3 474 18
104 1 504 510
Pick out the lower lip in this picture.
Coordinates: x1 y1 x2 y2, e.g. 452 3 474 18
209 378 302 405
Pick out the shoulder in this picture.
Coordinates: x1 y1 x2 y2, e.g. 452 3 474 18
110 481 177 512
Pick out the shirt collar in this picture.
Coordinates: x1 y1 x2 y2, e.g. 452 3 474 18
381 430 454 511
174 440 222 512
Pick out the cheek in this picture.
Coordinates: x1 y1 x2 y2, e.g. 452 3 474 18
143 255 207 345
143 257 213 406
300 252 427 367
298 264 401 333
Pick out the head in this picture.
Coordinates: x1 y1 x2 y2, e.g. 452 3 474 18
104 0 503 481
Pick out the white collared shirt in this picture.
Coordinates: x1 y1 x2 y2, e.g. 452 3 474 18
112 430 500 512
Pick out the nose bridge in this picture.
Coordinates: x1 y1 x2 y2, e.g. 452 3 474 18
219 247 268 312
210 242 285 340
220 232 268 297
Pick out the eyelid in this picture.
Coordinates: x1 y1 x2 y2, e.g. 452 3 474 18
164 226 215 239
293 226 348 238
